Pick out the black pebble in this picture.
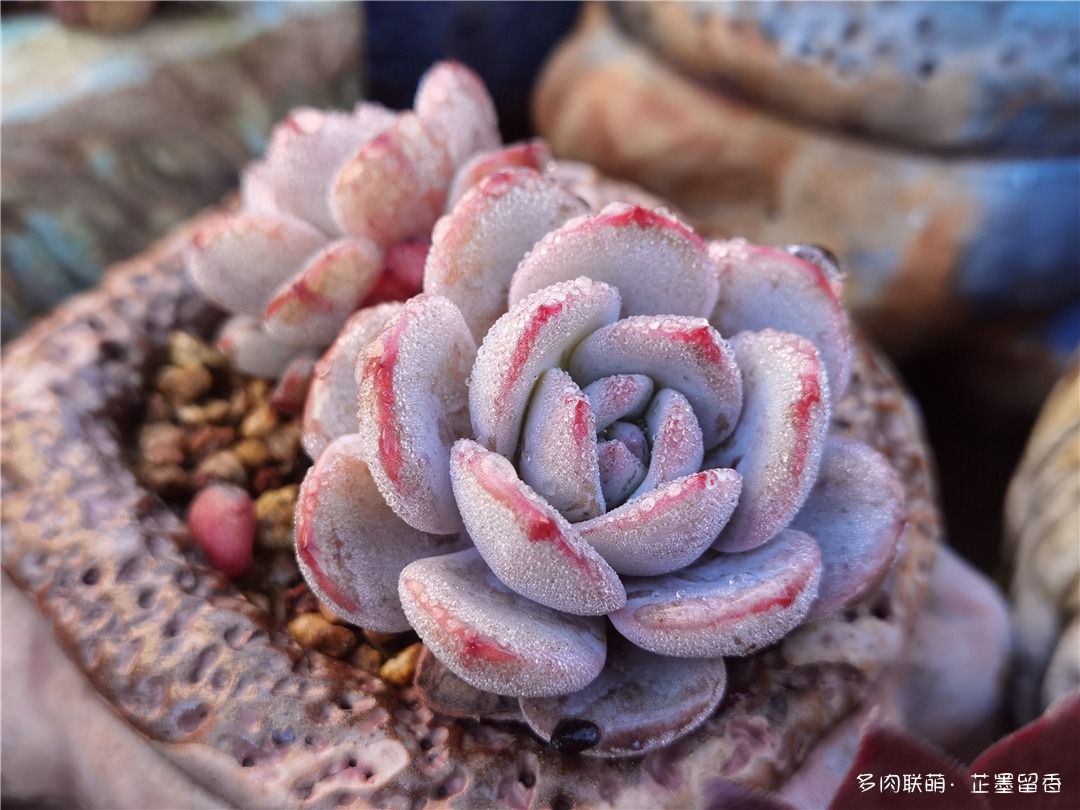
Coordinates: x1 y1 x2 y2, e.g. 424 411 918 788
550 718 601 755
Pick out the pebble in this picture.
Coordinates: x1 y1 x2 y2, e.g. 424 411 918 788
195 449 247 488
187 482 256 577
241 402 279 439
287 613 357 657
380 643 425 686
254 485 300 550
351 644 384 674
156 364 213 406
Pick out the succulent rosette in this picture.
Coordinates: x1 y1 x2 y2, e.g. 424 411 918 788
184 61 508 377
295 167 907 757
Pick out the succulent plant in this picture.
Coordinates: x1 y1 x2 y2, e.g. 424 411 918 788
185 61 507 378
295 163 908 757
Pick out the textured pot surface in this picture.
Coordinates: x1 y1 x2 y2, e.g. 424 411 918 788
1 206 939 808
533 6 1080 352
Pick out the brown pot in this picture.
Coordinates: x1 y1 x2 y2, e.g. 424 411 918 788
3 204 1009 807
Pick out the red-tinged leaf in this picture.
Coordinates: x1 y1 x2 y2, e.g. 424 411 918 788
445 139 553 209
187 483 255 578
509 203 718 320
413 61 500 168
829 727 984 810
969 689 1080 810
269 353 317 416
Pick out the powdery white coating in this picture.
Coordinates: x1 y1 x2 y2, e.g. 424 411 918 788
508 203 719 319
792 436 906 620
710 329 831 553
187 213 325 319
630 389 705 501
708 240 852 408
413 61 500 171
583 374 654 431
577 468 743 577
519 368 605 522
216 314 306 378
519 638 727 759
398 548 608 697
330 112 454 248
470 277 621 457
355 295 476 534
449 440 626 616
424 170 589 343
444 139 553 211
295 435 467 632
263 236 385 347
610 529 823 658
596 439 648 506
302 303 401 460
568 315 743 448
247 103 398 232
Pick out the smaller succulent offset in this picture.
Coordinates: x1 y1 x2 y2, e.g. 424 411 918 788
295 161 908 755
185 61 507 377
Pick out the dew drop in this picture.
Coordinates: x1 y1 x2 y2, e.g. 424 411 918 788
675 589 687 599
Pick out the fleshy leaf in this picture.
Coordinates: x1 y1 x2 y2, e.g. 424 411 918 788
583 374 654 432
295 435 466 632
520 636 727 759
710 329 830 552
519 368 605 522
630 388 705 500
302 303 401 459
793 437 906 620
568 315 742 448
470 277 621 457
449 440 625 616
356 295 476 534
509 203 718 319
709 240 852 407
445 139 552 210
399 548 607 697
413 61 500 169
263 236 384 346
187 213 325 318
610 529 822 658
413 646 521 721
425 169 589 342
596 438 648 507
578 468 742 577
258 104 397 232
269 353 317 416
330 111 453 247
216 314 306 378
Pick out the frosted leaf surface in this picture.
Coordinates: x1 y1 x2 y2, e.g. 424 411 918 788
568 315 742 448
187 213 324 317
413 61 500 169
216 314 306 378
605 421 648 465
520 636 727 758
257 104 397 232
263 236 384 346
519 369 605 523
425 170 589 343
330 111 453 248
355 295 476 534
302 303 401 459
399 548 607 697
238 161 278 217
508 203 718 319
792 436 906 620
610 529 822 658
631 389 705 500
445 139 552 210
709 240 852 408
710 329 831 552
470 277 621 457
596 439 648 506
583 374 654 431
577 468 742 577
295 435 466 632
450 440 625 616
